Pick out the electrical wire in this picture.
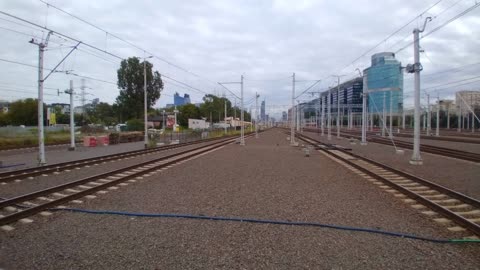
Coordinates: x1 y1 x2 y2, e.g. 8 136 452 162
335 0 445 73
395 2 480 54
0 11 214 97
37 0 218 88
423 75 480 91
0 57 118 85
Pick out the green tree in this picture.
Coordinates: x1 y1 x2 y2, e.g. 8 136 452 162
178 103 201 127
86 102 116 126
199 94 251 122
0 111 10 126
126 119 144 131
116 57 164 120
8 98 46 126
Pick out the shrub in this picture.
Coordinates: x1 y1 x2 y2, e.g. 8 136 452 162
126 119 144 131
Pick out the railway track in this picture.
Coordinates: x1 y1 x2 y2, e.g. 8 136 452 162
341 129 480 144
303 128 480 163
296 132 480 237
0 135 243 228
0 135 238 185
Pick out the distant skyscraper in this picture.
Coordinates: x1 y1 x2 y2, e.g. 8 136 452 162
174 92 191 106
364 52 403 114
282 111 287 121
260 100 266 121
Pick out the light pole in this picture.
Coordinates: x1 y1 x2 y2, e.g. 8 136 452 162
143 54 153 149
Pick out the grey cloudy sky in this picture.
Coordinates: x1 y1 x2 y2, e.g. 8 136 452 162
1 0 479 118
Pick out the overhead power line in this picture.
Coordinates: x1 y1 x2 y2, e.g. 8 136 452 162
0 57 116 85
0 10 212 97
423 74 480 90
0 10 122 60
37 0 218 87
335 0 444 73
161 74 208 95
395 2 480 54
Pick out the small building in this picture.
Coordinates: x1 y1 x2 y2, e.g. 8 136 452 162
50 103 71 114
188 118 209 130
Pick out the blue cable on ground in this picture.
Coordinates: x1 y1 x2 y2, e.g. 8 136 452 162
0 163 26 169
52 207 480 243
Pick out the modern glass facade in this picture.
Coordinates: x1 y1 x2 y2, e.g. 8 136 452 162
364 52 403 114
303 77 363 116
174 93 191 106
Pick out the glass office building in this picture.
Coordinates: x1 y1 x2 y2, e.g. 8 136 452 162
364 52 403 114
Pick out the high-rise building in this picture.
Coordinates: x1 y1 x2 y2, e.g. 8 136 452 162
304 77 363 116
173 92 191 106
282 111 287 121
260 100 266 121
456 90 480 111
364 52 403 114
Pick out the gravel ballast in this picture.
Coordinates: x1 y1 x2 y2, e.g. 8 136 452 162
0 141 146 171
304 130 480 200
0 139 232 199
1 129 479 269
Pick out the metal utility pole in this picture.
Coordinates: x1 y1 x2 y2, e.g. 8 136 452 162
255 92 259 138
143 55 153 148
290 73 296 145
335 76 342 138
382 91 386 137
29 31 79 165
224 93 227 135
240 75 245 146
30 32 52 166
426 93 431 136
321 94 325 136
65 80 75 151
327 84 332 140
361 72 367 145
389 91 393 138
162 110 166 130
408 17 431 165
218 77 244 145
436 95 440 137
402 107 406 130
447 103 450 129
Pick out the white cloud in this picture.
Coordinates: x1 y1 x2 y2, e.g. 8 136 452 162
0 0 478 119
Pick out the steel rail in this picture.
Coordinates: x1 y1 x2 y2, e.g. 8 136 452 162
0 135 238 183
296 132 480 236
0 136 242 226
303 128 480 162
